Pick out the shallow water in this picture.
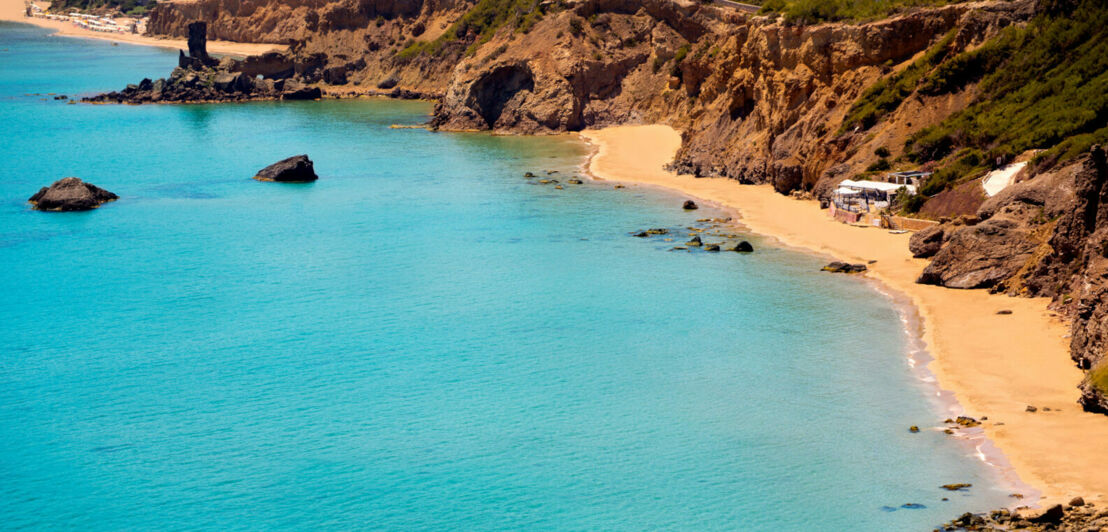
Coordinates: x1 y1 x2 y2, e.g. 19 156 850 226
0 22 1013 530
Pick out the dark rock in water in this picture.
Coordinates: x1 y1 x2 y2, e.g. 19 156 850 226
909 425 920 433
377 75 399 89
951 512 986 528
686 235 702 247
900 503 925 509
821 262 867 273
704 244 721 252
731 241 754 252
388 88 425 100
253 155 318 182
1027 504 1064 523
953 416 980 428
282 86 322 100
633 228 668 237
53 94 67 100
568 178 583 185
28 177 118 211
524 172 536 178
908 225 945 258
683 200 698 210
940 483 972 491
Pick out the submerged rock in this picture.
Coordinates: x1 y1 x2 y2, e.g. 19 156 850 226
28 177 118 211
253 155 318 182
683 200 698 210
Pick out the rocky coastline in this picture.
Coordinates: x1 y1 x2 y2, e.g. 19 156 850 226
84 22 437 105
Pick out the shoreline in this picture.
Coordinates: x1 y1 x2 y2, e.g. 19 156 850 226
580 124 1108 507
0 0 283 57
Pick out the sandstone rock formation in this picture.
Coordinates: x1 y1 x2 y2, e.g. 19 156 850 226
253 155 319 182
28 177 118 211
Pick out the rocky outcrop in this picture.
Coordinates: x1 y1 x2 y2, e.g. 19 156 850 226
178 21 217 70
28 177 118 211
912 146 1108 411
908 225 945 257
85 22 328 104
942 498 1108 531
253 155 318 182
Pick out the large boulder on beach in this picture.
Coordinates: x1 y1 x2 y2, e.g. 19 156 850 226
909 225 945 258
28 177 118 211
253 155 318 182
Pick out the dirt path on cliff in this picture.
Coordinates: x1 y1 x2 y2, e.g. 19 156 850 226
0 0 284 57
582 124 1108 507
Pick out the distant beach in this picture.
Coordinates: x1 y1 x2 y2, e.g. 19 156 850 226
0 0 282 56
582 125 1108 506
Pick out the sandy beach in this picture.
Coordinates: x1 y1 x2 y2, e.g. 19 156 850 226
0 0 282 57
582 125 1108 506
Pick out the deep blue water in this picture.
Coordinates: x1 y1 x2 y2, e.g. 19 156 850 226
0 22 1013 530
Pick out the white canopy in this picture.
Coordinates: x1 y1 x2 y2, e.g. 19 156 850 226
839 179 916 194
834 187 861 195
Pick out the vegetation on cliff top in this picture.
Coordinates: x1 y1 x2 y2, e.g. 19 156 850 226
756 0 965 24
904 0 1108 195
398 0 546 59
838 30 955 134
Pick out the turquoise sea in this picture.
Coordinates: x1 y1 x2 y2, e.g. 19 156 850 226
0 22 1013 530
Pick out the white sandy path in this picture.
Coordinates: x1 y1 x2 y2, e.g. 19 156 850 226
582 124 1108 507
983 161 1028 197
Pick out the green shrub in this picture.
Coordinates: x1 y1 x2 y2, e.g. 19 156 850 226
839 30 956 133
905 0 1108 179
918 148 985 196
670 43 690 76
397 0 544 59
1090 363 1108 395
874 147 890 158
758 0 965 24
867 158 891 172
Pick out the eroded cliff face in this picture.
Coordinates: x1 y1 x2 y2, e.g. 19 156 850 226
429 0 1029 195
